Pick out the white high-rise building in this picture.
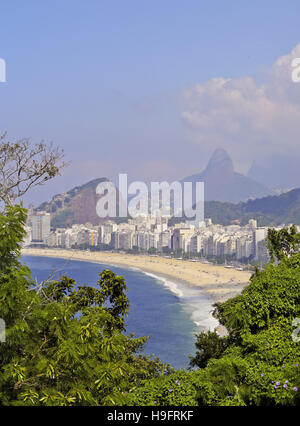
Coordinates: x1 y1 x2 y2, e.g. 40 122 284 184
31 212 51 243
190 234 202 253
248 219 257 230
236 236 253 260
22 226 32 247
253 228 268 260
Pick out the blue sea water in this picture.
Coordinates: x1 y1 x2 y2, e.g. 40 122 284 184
22 255 218 369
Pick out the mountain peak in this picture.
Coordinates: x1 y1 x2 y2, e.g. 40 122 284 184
182 148 275 203
203 149 234 185
205 148 234 175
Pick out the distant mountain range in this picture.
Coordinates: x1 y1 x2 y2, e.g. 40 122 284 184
205 188 300 226
247 155 300 191
182 148 275 203
35 148 300 228
36 178 300 229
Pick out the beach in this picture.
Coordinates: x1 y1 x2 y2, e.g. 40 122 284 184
22 248 252 303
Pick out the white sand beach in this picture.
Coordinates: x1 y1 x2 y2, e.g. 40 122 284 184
22 248 252 303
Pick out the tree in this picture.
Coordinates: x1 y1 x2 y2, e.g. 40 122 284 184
0 133 67 207
267 225 300 262
189 331 229 369
0 204 168 406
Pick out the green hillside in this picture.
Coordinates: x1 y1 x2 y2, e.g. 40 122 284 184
205 188 300 226
37 178 109 228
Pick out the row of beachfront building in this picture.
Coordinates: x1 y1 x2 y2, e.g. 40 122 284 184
23 212 290 264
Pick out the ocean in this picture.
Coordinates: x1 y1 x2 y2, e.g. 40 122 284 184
22 255 218 369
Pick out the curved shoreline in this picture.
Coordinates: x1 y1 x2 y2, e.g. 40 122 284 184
22 248 251 304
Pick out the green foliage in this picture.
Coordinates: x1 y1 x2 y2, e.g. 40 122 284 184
129 227 300 406
0 204 27 267
51 209 74 228
1 206 300 406
189 331 229 369
125 371 199 406
191 248 300 406
267 225 300 262
0 205 167 406
218 256 300 336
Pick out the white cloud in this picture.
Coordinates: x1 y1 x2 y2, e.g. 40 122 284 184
182 44 300 172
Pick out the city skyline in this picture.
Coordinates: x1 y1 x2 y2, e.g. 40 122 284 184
25 209 272 265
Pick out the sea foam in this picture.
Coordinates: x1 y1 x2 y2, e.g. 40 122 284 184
142 271 219 331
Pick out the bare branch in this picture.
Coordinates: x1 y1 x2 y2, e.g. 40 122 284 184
0 133 69 206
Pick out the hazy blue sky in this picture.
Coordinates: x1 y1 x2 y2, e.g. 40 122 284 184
1 1 300 204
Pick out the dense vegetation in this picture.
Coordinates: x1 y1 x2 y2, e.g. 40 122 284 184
127 228 300 406
0 205 299 406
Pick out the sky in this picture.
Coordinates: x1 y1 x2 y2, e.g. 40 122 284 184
1 0 300 205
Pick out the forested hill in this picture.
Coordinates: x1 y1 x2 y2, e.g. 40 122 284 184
205 188 300 226
37 178 109 228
